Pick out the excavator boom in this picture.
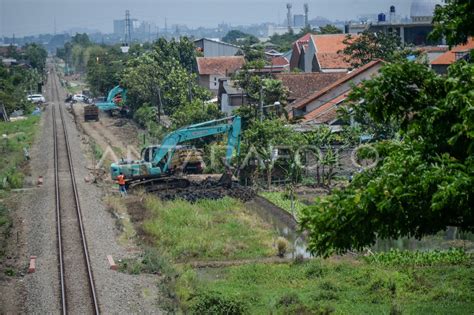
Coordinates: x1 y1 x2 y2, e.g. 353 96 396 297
110 116 241 189
96 85 127 111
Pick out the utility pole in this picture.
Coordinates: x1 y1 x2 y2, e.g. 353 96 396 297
157 86 163 123
259 85 264 122
125 10 132 45
188 79 193 102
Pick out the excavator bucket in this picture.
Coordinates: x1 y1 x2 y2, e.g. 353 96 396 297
218 169 233 188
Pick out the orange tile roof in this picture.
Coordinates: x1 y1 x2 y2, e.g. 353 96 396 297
271 56 289 67
311 34 358 70
290 60 382 111
431 38 474 65
316 52 351 69
196 56 245 75
311 34 351 53
275 72 346 101
303 93 349 123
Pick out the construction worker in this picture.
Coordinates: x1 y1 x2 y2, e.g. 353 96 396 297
117 172 127 197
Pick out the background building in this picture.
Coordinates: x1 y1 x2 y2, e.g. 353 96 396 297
345 0 445 45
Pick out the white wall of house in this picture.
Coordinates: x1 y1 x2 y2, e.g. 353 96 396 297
304 63 382 114
321 68 349 73
221 94 232 114
209 74 225 90
304 37 317 73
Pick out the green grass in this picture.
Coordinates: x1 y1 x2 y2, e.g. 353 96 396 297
0 204 12 262
179 258 474 314
0 117 39 264
0 116 39 190
143 196 278 262
364 248 471 267
259 191 306 218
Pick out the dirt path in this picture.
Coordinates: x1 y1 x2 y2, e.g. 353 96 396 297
72 103 141 161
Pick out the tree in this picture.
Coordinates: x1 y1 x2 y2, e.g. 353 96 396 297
86 46 125 96
152 37 198 73
341 30 403 68
23 43 47 74
300 60 474 257
430 0 474 46
234 62 287 102
171 100 223 128
319 24 342 34
122 45 211 117
242 119 305 188
71 33 92 47
238 44 266 63
0 64 39 114
269 31 301 52
223 30 259 45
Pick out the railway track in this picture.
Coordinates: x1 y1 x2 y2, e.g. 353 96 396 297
50 67 100 314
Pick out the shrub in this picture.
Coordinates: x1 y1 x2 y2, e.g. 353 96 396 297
276 292 301 308
304 260 326 278
276 237 289 257
190 290 248 315
364 248 471 267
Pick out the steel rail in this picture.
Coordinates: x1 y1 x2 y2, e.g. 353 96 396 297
51 68 100 314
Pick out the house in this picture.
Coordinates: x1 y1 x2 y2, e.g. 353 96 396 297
417 46 449 63
217 79 248 114
196 56 246 94
289 33 312 71
289 60 383 125
345 1 444 46
290 34 356 73
194 38 240 57
431 38 474 74
274 72 346 104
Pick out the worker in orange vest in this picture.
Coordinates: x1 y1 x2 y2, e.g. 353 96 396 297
117 172 127 197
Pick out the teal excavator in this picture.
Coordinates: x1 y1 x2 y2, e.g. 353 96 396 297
110 116 241 190
96 85 127 112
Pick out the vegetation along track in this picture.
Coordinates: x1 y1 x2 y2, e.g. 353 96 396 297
51 68 100 314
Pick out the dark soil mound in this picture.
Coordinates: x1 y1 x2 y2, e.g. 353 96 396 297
155 178 254 203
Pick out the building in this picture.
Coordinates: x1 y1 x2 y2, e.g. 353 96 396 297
294 14 305 28
196 56 246 94
194 38 240 57
113 19 139 36
288 60 383 123
290 34 355 73
267 25 303 36
218 79 248 114
431 38 474 74
345 0 444 45
274 72 346 104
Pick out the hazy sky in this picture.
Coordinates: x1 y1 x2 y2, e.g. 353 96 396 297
1 0 416 37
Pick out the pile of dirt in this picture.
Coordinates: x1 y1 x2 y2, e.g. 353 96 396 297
155 178 255 203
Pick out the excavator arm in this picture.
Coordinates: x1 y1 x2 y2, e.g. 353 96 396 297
151 116 241 172
110 116 241 188
96 85 127 111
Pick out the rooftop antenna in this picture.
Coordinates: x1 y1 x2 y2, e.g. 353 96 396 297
121 10 131 53
304 3 309 28
286 3 293 32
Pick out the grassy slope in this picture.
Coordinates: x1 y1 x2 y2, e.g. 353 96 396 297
0 116 39 262
259 191 306 218
143 196 277 262
189 258 474 314
0 116 39 188
128 194 474 314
